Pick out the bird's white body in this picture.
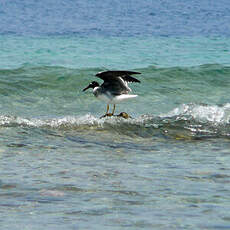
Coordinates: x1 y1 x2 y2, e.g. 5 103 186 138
93 86 138 104
83 70 141 116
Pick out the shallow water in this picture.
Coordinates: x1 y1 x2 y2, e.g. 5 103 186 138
1 120 230 229
1 0 230 229
1 85 230 229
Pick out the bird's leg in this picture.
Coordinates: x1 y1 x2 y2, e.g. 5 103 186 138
100 104 111 118
111 104 116 115
106 104 113 117
106 104 110 115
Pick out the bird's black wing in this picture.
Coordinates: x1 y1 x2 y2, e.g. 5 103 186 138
95 70 141 83
122 74 141 83
100 79 129 95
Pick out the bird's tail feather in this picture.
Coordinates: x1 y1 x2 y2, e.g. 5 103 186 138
112 94 138 103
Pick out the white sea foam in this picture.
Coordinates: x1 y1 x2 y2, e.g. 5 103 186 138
1 103 230 131
0 104 230 138
162 103 230 124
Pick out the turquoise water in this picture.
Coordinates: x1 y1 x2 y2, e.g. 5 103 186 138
1 36 230 69
1 0 230 229
1 57 230 229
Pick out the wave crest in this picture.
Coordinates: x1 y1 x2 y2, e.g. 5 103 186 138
164 103 230 124
1 103 230 139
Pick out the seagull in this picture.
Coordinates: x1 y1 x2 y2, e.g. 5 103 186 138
83 70 141 117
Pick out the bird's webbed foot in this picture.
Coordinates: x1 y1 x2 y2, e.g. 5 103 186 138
100 113 114 119
100 112 131 119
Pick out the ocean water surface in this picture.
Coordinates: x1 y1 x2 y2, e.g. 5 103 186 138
1 0 230 229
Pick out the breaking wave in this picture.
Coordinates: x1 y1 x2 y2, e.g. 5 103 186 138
1 103 230 139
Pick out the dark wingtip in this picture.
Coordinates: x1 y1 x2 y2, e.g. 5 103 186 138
132 71 141 75
131 78 141 83
95 70 141 76
95 71 105 77
123 75 141 83
95 70 142 83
